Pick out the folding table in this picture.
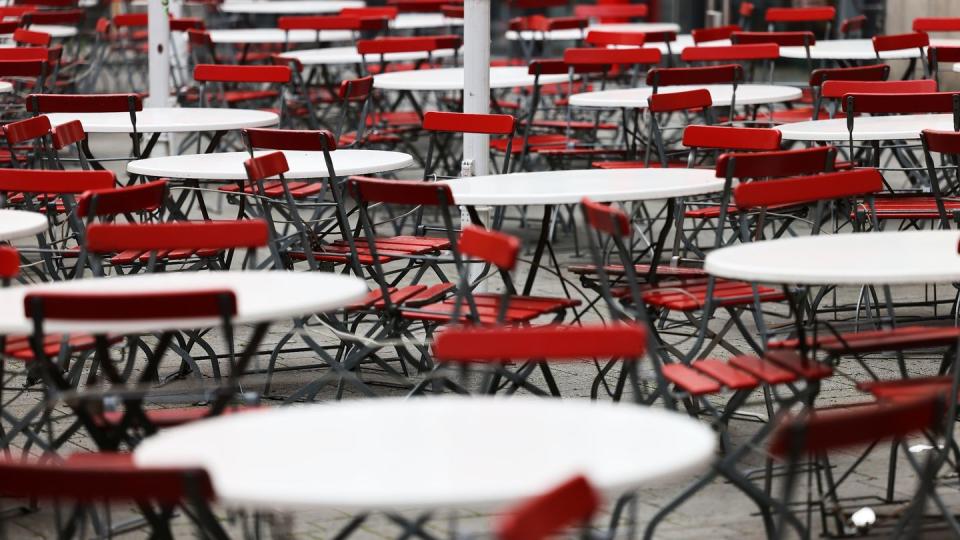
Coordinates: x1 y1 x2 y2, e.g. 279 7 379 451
0 209 46 242
135 396 714 535
443 168 723 296
44 108 279 160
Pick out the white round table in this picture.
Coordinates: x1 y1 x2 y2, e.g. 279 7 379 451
444 168 723 206
374 66 569 91
279 46 458 66
0 209 46 242
128 149 414 181
506 22 681 42
208 28 353 44
780 38 960 61
705 230 960 286
22 25 78 39
391 13 463 30
44 108 278 134
570 84 802 109
135 396 714 511
0 271 368 335
219 1 365 15
777 114 953 142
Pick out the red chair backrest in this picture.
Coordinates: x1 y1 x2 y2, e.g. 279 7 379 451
13 28 50 47
682 125 782 152
733 168 884 209
765 6 835 23
716 146 836 179
0 6 37 17
574 3 647 21
244 128 336 152
914 17 960 33
809 64 889 88
356 35 460 55
496 475 601 540
244 151 289 182
169 17 204 31
194 64 291 84
0 169 115 194
113 13 148 28
25 290 238 321
0 59 45 78
563 46 661 67
930 46 960 65
647 88 712 113
348 177 454 206
441 5 464 18
584 30 646 47
922 129 960 154
340 6 399 19
0 455 216 506
0 46 59 65
50 119 85 150
76 180 167 218
25 93 142 113
840 15 867 35
457 224 519 271
768 396 943 459
842 92 960 115
820 79 936 99
581 197 630 237
691 24 741 44
433 323 646 363
85 220 270 253
681 43 779 62
873 32 929 53
528 59 567 76
388 0 447 13
0 246 18 280
0 21 19 36
277 15 385 31
731 31 814 47
3 114 50 145
510 15 587 32
646 64 744 86
422 111 515 135
338 76 374 101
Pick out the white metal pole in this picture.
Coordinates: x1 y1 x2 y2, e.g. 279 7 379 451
147 0 171 108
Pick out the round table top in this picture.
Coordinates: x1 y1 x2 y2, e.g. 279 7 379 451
208 28 353 44
45 108 278 134
570 84 802 109
25 25 77 39
777 113 953 142
128 149 414 181
444 168 723 206
0 209 46 242
391 13 463 30
506 22 681 42
0 271 368 335
135 396 715 511
705 230 960 285
279 46 458 66
780 38 960 60
219 1 365 14
374 66 569 91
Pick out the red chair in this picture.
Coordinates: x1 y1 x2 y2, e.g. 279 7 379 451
193 64 293 126
765 6 835 37
25 93 145 158
12 27 49 47
2 113 53 168
691 24 741 44
573 3 647 24
0 453 225 538
928 46 960 87
738 1 755 29
356 35 462 74
277 14 388 38
496 475 600 540
730 30 815 75
912 17 960 34
340 6 399 19
873 32 930 78
387 0 448 12
422 323 647 398
681 43 779 83
839 14 868 38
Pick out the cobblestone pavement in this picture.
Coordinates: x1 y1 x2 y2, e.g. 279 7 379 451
3 133 960 539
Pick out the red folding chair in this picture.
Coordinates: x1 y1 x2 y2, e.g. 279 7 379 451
0 453 225 538
573 3 648 24
691 24 741 45
415 322 646 399
873 32 930 79
681 43 780 83
928 46 960 88
765 6 835 38
496 475 600 540
25 93 145 160
839 14 868 38
193 64 293 126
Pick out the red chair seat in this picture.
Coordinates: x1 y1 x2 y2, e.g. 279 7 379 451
569 263 707 280
528 119 618 131
753 107 833 123
94 405 259 429
691 359 759 390
533 147 628 157
858 376 955 402
402 293 579 324
339 131 403 146
768 325 960 355
108 248 221 265
728 354 797 385
642 278 785 311
369 111 422 129
219 180 323 199
490 134 569 153
853 197 960 220
661 363 722 395
292 236 450 266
